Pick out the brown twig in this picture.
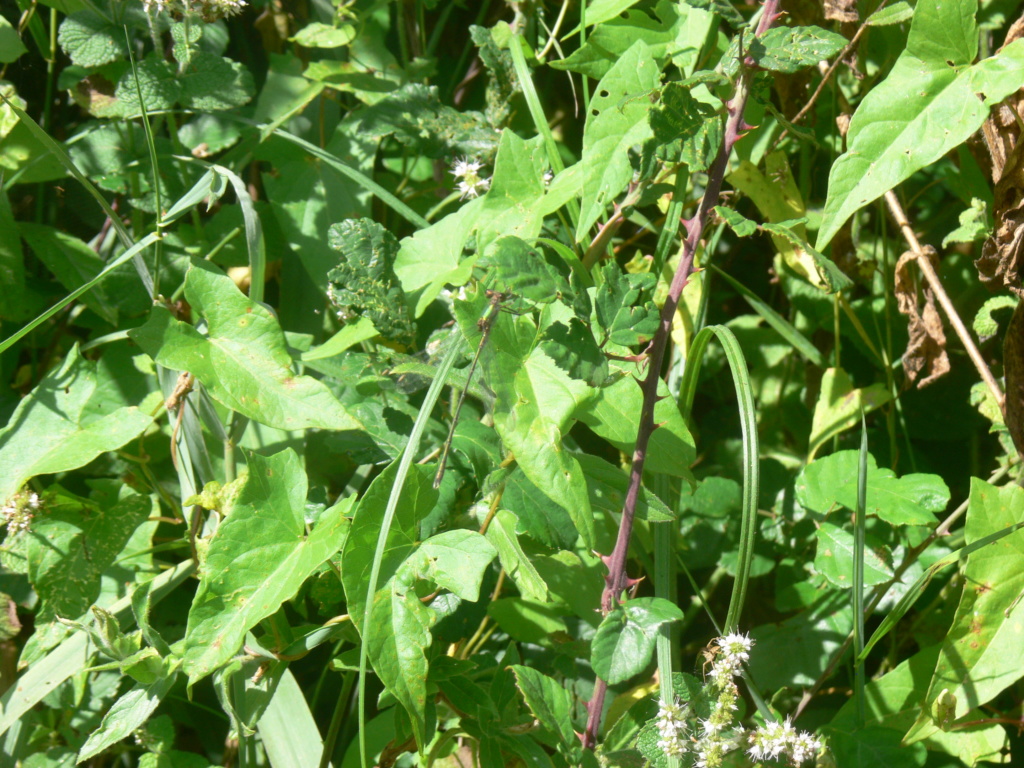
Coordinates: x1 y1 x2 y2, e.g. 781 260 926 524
580 0 782 749
884 190 1005 408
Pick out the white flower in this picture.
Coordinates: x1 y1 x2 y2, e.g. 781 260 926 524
789 731 822 764
450 157 490 200
747 717 820 764
716 632 753 663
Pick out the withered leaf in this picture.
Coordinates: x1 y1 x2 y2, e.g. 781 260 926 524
824 0 858 23
1004 299 1024 459
895 247 951 388
975 12 1024 299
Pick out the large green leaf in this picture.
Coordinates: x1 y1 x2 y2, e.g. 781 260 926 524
182 449 354 683
817 0 1024 248
77 671 179 762
0 345 153 504
904 479 1024 743
797 450 950 526
491 339 597 548
576 40 660 239
341 461 495 748
824 726 927 768
129 260 363 433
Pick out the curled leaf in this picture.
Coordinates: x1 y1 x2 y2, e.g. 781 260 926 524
894 246 950 388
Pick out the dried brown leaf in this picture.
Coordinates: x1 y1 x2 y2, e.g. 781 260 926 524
976 12 1024 298
824 0 859 23
895 247 951 388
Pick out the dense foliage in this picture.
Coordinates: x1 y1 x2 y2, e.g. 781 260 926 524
1 0 1023 766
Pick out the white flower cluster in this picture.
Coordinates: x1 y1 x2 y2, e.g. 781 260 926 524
450 158 491 200
143 0 247 19
747 718 823 764
654 632 821 767
2 490 41 534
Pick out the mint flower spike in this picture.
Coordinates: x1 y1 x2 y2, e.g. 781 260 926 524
655 699 691 757
747 717 823 765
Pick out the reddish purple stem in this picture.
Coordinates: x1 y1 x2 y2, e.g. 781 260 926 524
581 0 780 749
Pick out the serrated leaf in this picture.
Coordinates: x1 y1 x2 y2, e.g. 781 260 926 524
591 597 683 684
179 52 255 111
905 479 1024 743
539 318 608 386
326 219 415 346
817 0 1024 248
576 41 660 239
797 450 950 526
972 296 1017 340
750 25 848 73
942 197 989 247
183 450 353 683
0 346 153 504
129 260 364 432
57 10 128 68
814 522 894 588
594 262 659 346
509 665 578 756
27 491 152 621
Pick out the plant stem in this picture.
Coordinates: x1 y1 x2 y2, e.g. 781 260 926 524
581 2 780 748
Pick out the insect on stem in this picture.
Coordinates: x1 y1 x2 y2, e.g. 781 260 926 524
433 290 507 489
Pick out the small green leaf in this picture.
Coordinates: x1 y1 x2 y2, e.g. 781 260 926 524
591 597 684 684
77 672 179 762
714 206 758 237
750 26 848 73
183 449 353 683
809 368 892 459
0 16 28 64
57 10 128 68
650 80 722 172
485 509 550 602
594 263 659 346
867 1 915 25
129 260 364 432
941 197 989 247
972 295 1018 341
179 52 255 111
797 450 950 526
289 22 357 49
814 522 894 588
0 346 153 504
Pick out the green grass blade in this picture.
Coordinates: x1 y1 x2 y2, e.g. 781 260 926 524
258 667 323 768
0 91 154 297
356 338 462 768
710 264 825 368
677 325 759 633
854 413 868 728
0 231 161 355
0 559 195 737
269 127 429 230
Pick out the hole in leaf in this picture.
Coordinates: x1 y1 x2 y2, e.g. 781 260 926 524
591 108 599 117
599 89 609 98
